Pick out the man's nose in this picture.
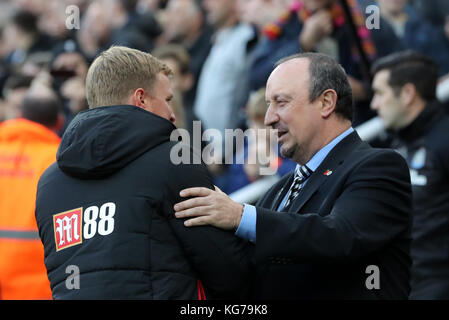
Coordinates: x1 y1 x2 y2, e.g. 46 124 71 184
370 96 378 111
264 105 279 127
170 113 177 124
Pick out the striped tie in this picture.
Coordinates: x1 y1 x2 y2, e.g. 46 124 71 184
283 165 312 209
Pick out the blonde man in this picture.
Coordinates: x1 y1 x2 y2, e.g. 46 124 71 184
35 46 251 299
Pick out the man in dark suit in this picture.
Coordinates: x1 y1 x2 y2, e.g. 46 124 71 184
174 52 413 299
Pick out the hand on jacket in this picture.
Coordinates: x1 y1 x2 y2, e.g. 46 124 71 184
174 186 244 230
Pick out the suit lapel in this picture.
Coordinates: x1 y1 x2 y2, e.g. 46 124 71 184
270 173 294 211
287 131 364 213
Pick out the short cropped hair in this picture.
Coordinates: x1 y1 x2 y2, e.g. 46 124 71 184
276 52 354 122
119 0 138 13
21 93 60 127
3 74 33 95
86 46 172 108
371 50 438 102
12 10 38 35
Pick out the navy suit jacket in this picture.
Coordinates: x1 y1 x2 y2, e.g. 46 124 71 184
252 131 412 299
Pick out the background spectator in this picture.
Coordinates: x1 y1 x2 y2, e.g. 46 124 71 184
193 0 255 136
0 83 61 300
2 74 34 121
371 51 449 299
158 0 213 109
376 0 449 76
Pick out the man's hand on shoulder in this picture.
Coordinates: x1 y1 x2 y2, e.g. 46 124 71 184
174 186 244 231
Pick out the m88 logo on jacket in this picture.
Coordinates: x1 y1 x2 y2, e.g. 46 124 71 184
53 202 116 251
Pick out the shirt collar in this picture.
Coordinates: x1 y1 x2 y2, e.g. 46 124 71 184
300 127 354 173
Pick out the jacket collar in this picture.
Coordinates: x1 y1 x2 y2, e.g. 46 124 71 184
285 131 364 213
395 100 444 143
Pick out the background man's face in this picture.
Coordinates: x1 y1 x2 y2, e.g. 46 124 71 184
371 69 406 130
165 0 194 41
264 59 322 164
203 0 234 28
4 88 28 120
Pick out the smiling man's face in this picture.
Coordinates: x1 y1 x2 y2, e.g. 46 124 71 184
264 58 323 164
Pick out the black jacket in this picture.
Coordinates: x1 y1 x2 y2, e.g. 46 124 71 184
35 105 251 299
390 101 449 299
252 132 412 299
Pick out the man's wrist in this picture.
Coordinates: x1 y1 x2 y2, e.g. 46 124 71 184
234 203 244 231
235 204 257 243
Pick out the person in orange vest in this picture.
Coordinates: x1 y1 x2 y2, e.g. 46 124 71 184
0 85 61 299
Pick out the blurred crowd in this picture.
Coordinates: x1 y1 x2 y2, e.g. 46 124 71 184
1 0 449 186
1 0 449 189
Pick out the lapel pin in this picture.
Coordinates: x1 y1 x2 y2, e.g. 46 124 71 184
324 169 333 176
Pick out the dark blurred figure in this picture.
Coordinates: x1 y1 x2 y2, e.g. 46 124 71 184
0 24 15 101
2 74 34 121
161 0 213 110
3 10 55 69
40 0 90 64
371 51 449 299
375 0 449 76
0 86 61 300
50 51 89 134
105 0 162 52
412 0 449 27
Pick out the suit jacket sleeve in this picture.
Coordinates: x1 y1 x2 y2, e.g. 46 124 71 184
255 149 412 264
163 154 252 299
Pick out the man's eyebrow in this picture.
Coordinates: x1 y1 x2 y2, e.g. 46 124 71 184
274 93 293 101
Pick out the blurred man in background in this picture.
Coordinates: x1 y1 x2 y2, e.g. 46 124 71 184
194 0 254 135
3 9 55 69
160 0 213 102
376 0 449 76
371 51 449 299
2 74 33 121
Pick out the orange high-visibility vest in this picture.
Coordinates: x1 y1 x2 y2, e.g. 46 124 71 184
0 118 60 299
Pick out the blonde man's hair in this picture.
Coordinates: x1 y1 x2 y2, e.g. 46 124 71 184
86 46 173 108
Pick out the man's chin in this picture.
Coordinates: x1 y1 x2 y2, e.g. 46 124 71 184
280 144 295 159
